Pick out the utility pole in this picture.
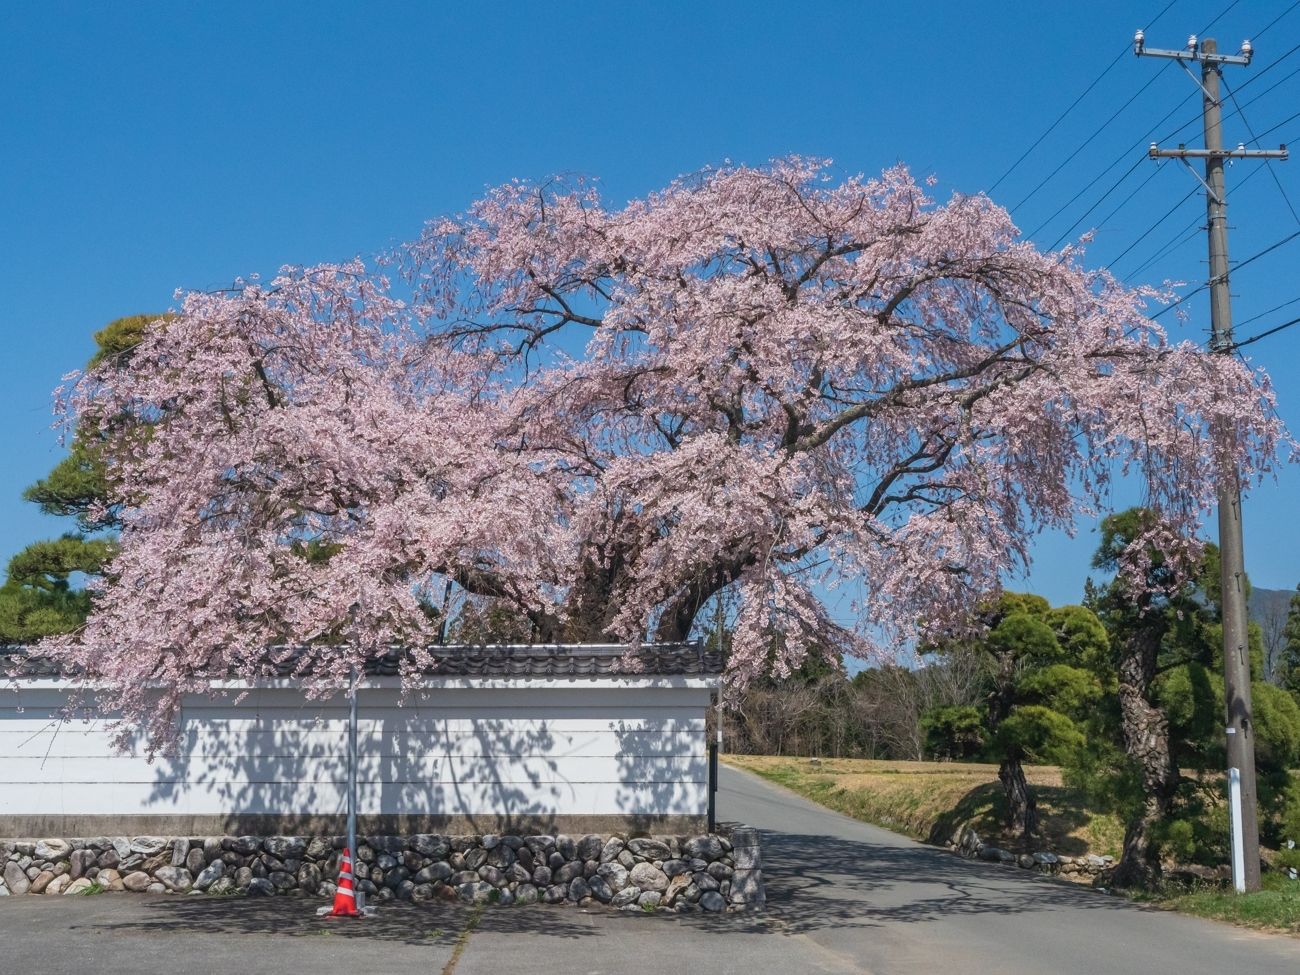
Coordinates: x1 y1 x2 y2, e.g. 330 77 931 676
1135 31 1288 893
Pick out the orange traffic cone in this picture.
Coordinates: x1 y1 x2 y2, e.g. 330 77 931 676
317 847 364 918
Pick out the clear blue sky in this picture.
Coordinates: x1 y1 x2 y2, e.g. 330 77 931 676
3 0 1299 611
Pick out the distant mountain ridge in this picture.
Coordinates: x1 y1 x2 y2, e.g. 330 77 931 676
1250 586 1295 625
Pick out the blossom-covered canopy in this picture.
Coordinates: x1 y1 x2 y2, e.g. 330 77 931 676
45 158 1286 746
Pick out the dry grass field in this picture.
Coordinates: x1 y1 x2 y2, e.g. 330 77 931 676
724 754 1125 856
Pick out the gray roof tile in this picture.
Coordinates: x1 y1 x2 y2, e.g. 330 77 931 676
0 642 723 680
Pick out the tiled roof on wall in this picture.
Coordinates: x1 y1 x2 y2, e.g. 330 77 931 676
0 642 724 680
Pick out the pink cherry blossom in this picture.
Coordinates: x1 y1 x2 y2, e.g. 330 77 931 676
39 158 1289 751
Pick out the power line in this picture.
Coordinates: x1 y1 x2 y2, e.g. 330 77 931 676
988 48 1129 195
1089 164 1164 240
1117 144 1285 278
1037 89 1196 247
1034 156 1143 243
1125 118 1300 286
1234 228 1300 271
1012 67 1170 212
1252 1 1300 42
1110 185 1199 269
1222 77 1300 226
1250 106 1300 142
1035 11 1299 247
1151 229 1300 320
1231 312 1300 349
1232 40 1300 97
987 0 1183 195
1151 282 1208 320
1126 220 1202 279
1236 294 1300 329
1198 0 1242 34
1148 55 1300 159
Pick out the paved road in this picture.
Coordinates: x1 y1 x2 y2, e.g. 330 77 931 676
719 764 1299 973
1 765 1297 974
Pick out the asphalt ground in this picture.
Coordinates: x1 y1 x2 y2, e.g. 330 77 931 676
1 765 1298 974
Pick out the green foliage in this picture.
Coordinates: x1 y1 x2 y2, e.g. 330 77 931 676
88 313 166 368
994 704 1086 764
1276 784 1300 870
0 314 164 643
5 535 116 591
1280 777 1300 845
921 595 1105 840
1278 847 1300 873
22 436 112 530
1060 734 1143 823
986 611 1062 666
289 538 345 564
1281 586 1300 696
784 645 845 684
1142 663 1300 863
1153 805 1230 867
1154 817 1198 864
1080 507 1300 872
1091 508 1164 574
1017 663 1104 717
1000 592 1052 618
0 577 90 641
0 535 117 642
1253 682 1300 771
1047 604 1112 677
1161 871 1300 932
922 705 984 760
1156 663 1222 766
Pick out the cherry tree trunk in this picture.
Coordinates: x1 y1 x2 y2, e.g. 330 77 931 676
1111 629 1178 889
998 757 1041 839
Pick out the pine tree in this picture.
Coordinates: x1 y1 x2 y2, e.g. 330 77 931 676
0 315 159 642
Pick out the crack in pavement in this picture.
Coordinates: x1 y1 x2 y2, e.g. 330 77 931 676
439 905 482 975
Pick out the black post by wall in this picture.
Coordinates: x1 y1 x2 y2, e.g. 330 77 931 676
707 739 718 831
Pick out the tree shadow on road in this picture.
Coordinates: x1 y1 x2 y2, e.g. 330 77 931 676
70 896 600 947
753 829 1140 934
65 829 1145 946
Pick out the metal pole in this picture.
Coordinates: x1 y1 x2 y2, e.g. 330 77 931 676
708 736 718 832
347 664 359 902
438 578 453 645
1200 40 1261 892
707 680 721 832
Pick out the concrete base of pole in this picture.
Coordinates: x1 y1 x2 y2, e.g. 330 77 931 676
1229 766 1246 894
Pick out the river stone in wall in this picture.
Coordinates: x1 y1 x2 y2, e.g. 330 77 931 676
3 862 30 895
34 839 71 860
0 829 762 912
629 862 668 892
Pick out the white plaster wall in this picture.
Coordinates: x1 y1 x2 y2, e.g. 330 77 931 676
0 680 713 820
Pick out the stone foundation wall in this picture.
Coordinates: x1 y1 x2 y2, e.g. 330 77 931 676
0 828 765 913
949 828 1114 882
